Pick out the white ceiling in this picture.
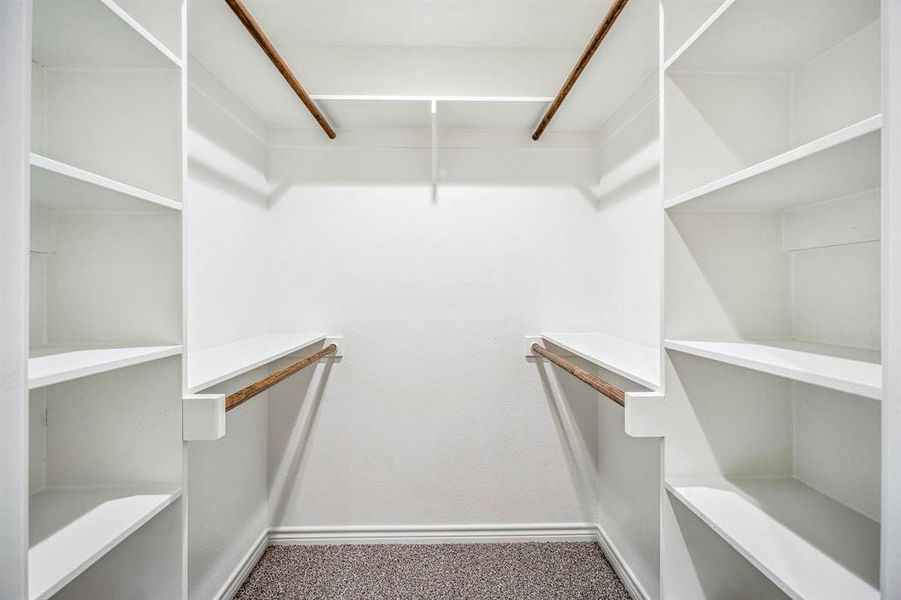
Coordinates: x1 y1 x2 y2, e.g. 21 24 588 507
187 0 658 133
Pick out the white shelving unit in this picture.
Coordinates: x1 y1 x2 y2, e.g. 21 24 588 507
28 486 182 600
662 0 884 596
666 477 880 600
664 340 881 400
187 333 327 393
29 345 182 390
540 332 660 390
25 0 188 597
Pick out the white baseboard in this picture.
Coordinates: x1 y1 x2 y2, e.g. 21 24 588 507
593 523 650 600
268 522 597 545
215 530 268 600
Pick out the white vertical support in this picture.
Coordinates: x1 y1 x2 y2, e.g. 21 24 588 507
178 1 189 598
882 0 901 595
431 99 438 201
0 0 31 596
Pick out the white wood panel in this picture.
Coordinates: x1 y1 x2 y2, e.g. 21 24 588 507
187 333 327 393
540 332 660 389
33 0 180 69
31 154 182 213
665 116 881 210
29 345 182 389
666 0 879 73
29 487 181 600
666 477 879 600
665 339 881 399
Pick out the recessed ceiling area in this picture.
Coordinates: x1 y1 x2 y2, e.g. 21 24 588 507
187 0 658 134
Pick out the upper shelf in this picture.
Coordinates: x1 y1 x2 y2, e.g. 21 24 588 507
665 0 880 72
29 345 182 390
665 339 881 400
187 333 327 393
29 486 181 600
31 154 182 213
33 0 181 70
664 116 882 211
540 332 660 390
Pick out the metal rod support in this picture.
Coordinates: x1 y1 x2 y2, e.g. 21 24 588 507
224 0 337 139
532 0 630 141
226 344 337 412
531 343 625 406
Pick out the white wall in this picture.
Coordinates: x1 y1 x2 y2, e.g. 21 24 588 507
184 59 273 600
263 144 604 530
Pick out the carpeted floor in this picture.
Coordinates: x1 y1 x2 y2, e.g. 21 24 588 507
234 542 631 599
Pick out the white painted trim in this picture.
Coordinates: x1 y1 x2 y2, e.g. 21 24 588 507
593 523 650 600
268 522 597 546
215 530 268 600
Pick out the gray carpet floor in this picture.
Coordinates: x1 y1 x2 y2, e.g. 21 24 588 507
234 542 632 599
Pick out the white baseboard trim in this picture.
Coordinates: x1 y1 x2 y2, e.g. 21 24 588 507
593 523 650 600
215 530 268 600
268 522 597 545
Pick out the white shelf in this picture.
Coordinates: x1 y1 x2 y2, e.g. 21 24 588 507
540 332 660 390
31 154 182 213
664 116 882 211
664 339 881 400
666 477 879 600
29 486 181 600
33 0 181 70
665 0 879 72
188 332 328 393
29 345 182 390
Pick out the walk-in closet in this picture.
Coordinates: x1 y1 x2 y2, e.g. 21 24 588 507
1 0 899 598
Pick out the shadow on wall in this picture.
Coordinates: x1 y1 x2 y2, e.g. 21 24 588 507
267 352 336 525
265 146 602 210
532 344 600 522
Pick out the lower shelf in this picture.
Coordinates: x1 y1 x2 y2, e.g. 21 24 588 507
29 344 182 389
29 486 181 600
666 477 879 600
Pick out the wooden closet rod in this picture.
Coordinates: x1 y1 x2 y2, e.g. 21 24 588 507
531 343 625 406
226 343 338 412
531 0 630 141
224 0 337 139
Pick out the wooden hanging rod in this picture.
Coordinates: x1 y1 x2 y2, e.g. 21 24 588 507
531 343 625 406
226 343 337 412
531 0 630 141
224 0 336 139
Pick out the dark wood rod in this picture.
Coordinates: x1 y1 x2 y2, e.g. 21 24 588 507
224 0 337 139
532 0 630 141
226 344 338 412
531 343 625 406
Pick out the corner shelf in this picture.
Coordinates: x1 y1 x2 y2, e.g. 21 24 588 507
31 154 182 213
540 332 660 390
33 0 181 70
29 486 181 600
664 339 881 400
29 345 182 390
187 333 328 393
664 0 879 73
664 116 882 211
666 477 879 600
